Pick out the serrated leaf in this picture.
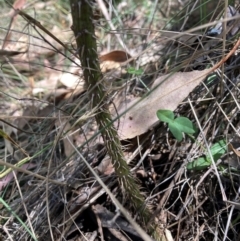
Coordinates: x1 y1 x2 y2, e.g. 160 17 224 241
173 117 196 134
156 109 174 123
169 122 183 141
187 157 211 170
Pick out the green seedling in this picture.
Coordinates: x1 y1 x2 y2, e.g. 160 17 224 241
156 109 196 141
127 67 144 76
187 140 227 171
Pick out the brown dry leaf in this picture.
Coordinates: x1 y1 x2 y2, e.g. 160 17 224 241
99 50 132 73
100 61 122 73
99 50 132 63
96 156 114 175
228 143 240 157
116 69 209 139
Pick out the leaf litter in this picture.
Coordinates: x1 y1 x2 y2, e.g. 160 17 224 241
116 69 209 139
0 1 240 241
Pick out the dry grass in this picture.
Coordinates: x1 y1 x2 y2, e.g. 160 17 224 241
0 0 240 240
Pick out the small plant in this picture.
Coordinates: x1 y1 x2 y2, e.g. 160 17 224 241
187 140 227 171
156 109 196 141
70 0 152 228
127 67 144 75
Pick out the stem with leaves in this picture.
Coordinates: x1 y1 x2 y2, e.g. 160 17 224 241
69 0 151 226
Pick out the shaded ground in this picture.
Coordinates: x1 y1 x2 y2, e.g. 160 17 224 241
0 1 240 241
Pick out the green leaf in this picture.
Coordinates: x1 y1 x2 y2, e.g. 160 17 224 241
206 73 217 85
127 67 144 75
208 140 227 160
187 140 227 171
156 109 174 123
156 109 198 141
174 117 196 134
169 122 183 141
187 157 211 170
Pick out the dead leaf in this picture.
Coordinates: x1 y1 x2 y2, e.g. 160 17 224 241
96 156 114 175
116 69 209 139
99 50 132 63
59 72 84 89
228 143 240 157
100 61 122 73
99 50 132 74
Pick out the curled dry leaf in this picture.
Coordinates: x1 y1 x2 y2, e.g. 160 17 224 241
99 50 132 63
228 143 240 157
99 50 132 74
116 69 209 140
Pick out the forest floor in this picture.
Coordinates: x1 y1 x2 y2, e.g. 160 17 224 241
0 1 240 241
